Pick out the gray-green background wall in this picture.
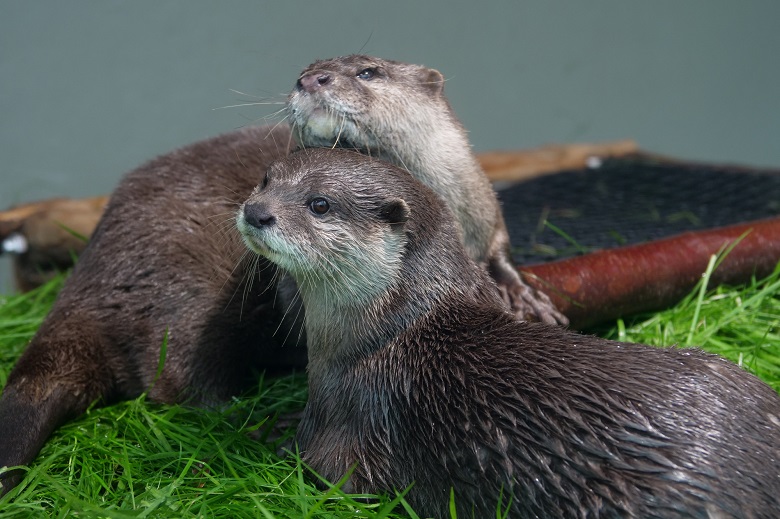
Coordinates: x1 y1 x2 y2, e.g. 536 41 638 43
1 1 779 291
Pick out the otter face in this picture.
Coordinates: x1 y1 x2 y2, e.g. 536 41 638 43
237 149 411 305
287 55 446 153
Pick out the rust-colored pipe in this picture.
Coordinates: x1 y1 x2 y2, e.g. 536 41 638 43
520 217 780 329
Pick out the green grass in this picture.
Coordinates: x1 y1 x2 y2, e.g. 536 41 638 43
0 265 779 517
598 261 780 392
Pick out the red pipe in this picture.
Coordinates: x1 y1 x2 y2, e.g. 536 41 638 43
520 217 780 329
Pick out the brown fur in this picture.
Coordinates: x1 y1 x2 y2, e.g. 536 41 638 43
288 54 566 325
0 125 304 492
240 148 780 518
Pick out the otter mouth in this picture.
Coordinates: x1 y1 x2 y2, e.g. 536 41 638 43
249 237 273 255
239 231 272 257
238 226 298 270
237 216 275 255
304 108 344 134
294 112 373 152
289 95 368 149
244 236 297 272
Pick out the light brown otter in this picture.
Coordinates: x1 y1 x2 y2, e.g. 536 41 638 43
238 148 780 518
288 54 566 325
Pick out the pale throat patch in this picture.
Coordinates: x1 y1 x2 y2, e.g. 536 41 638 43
304 110 343 141
297 225 407 310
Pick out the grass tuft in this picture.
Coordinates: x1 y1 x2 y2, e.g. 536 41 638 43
1 265 779 516
597 263 780 392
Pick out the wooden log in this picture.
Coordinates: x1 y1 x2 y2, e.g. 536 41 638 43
478 140 638 182
1 196 108 291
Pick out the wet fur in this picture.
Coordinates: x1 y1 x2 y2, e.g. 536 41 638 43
288 54 566 325
241 148 780 518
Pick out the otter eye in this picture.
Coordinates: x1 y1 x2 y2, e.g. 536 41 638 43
309 197 330 215
357 67 376 80
261 175 269 189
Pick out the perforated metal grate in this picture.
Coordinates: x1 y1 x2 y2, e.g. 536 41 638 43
498 156 780 265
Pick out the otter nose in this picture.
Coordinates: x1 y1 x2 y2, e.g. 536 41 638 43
243 203 276 228
296 73 332 93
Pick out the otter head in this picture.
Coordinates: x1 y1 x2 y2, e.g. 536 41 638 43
287 55 450 158
236 148 413 308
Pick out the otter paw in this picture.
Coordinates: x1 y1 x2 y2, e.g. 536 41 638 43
498 281 569 326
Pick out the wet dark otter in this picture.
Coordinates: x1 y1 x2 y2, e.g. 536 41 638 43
0 124 304 493
238 148 780 518
288 54 566 325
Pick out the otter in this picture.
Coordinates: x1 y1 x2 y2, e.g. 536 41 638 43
237 148 780 518
0 54 560 494
288 54 566 325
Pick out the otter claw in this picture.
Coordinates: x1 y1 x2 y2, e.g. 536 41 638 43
498 280 569 326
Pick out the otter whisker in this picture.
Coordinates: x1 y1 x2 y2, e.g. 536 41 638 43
227 146 250 171
263 106 290 122
266 113 293 142
235 106 289 130
244 253 265 304
265 114 295 156
212 101 286 110
285 121 297 152
351 120 378 158
222 244 265 311
275 285 305 348
210 219 247 256
221 248 254 309
332 113 348 149
206 213 243 239
207 209 242 221
211 181 253 205
227 88 285 100
307 238 348 282
290 120 305 150
210 214 240 236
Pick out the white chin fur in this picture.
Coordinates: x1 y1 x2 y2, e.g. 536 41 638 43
305 113 339 142
236 215 275 257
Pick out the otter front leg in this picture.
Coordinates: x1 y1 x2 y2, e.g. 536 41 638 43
488 252 568 326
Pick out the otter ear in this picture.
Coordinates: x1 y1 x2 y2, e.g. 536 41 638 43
420 68 445 95
378 199 410 227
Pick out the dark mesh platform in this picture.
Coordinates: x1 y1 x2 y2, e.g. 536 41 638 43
498 156 780 266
